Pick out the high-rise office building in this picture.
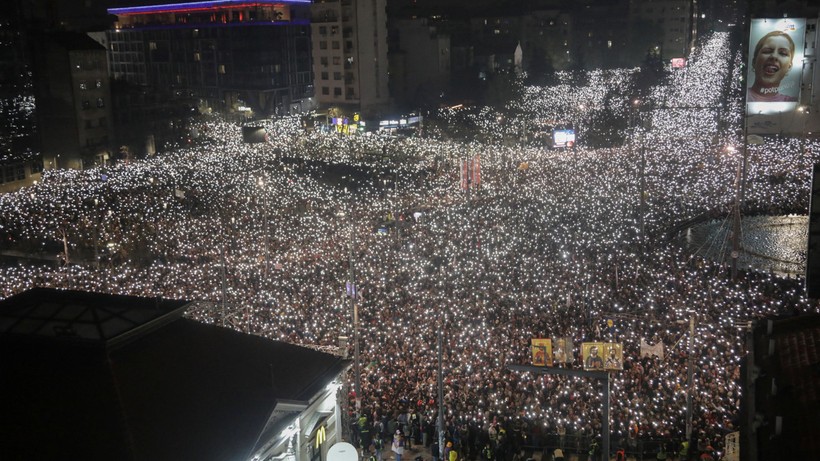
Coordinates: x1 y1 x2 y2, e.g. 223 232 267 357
107 0 314 117
0 1 41 191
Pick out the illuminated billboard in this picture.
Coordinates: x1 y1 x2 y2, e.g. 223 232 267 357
552 129 576 148
747 18 805 117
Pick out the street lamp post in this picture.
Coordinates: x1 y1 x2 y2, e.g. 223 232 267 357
437 320 445 461
731 128 764 280
731 147 743 281
257 176 269 279
685 313 696 442
799 106 810 155
631 99 647 244
343 204 362 412
93 198 100 270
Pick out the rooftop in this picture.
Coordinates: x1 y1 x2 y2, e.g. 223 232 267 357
109 0 311 16
0 287 188 349
0 288 349 461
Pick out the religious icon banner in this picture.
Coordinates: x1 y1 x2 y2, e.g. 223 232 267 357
531 338 552 366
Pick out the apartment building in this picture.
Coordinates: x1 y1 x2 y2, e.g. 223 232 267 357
311 0 389 118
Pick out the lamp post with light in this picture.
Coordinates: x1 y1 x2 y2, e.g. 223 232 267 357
337 200 361 412
730 129 764 280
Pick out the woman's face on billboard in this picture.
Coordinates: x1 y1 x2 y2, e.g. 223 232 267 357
753 34 793 88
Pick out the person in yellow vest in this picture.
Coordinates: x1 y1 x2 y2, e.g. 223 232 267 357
678 439 690 460
448 442 458 461
657 444 668 461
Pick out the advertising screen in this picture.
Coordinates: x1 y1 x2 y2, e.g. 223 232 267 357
671 58 687 68
747 18 805 118
553 129 576 148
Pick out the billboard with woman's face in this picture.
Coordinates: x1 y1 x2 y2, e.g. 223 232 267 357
747 18 805 116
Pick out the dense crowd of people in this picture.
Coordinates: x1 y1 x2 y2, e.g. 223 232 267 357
0 31 818 460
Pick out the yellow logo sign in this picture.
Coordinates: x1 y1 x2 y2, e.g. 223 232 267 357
315 425 326 448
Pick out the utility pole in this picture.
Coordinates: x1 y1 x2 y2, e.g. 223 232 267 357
631 100 647 244
258 176 269 279
437 322 445 459
93 199 100 270
221 225 228 328
731 127 751 281
685 313 696 442
731 159 742 280
263 209 269 278
348 206 361 411
639 144 646 241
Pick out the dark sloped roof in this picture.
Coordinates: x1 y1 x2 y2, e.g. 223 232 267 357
46 31 107 51
0 288 350 461
0 340 131 461
0 287 189 348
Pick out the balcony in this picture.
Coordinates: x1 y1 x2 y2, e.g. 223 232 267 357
312 10 340 24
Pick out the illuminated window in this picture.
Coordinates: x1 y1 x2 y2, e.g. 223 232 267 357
218 64 226 74
608 40 613 48
79 82 88 90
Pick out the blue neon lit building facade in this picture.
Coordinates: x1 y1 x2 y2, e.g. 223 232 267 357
107 0 314 116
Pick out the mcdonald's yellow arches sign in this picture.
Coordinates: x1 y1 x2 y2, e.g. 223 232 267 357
315 425 326 448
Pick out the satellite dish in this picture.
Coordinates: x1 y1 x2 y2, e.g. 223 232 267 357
327 442 358 461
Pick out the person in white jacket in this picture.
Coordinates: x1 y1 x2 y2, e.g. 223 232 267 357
392 430 405 461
